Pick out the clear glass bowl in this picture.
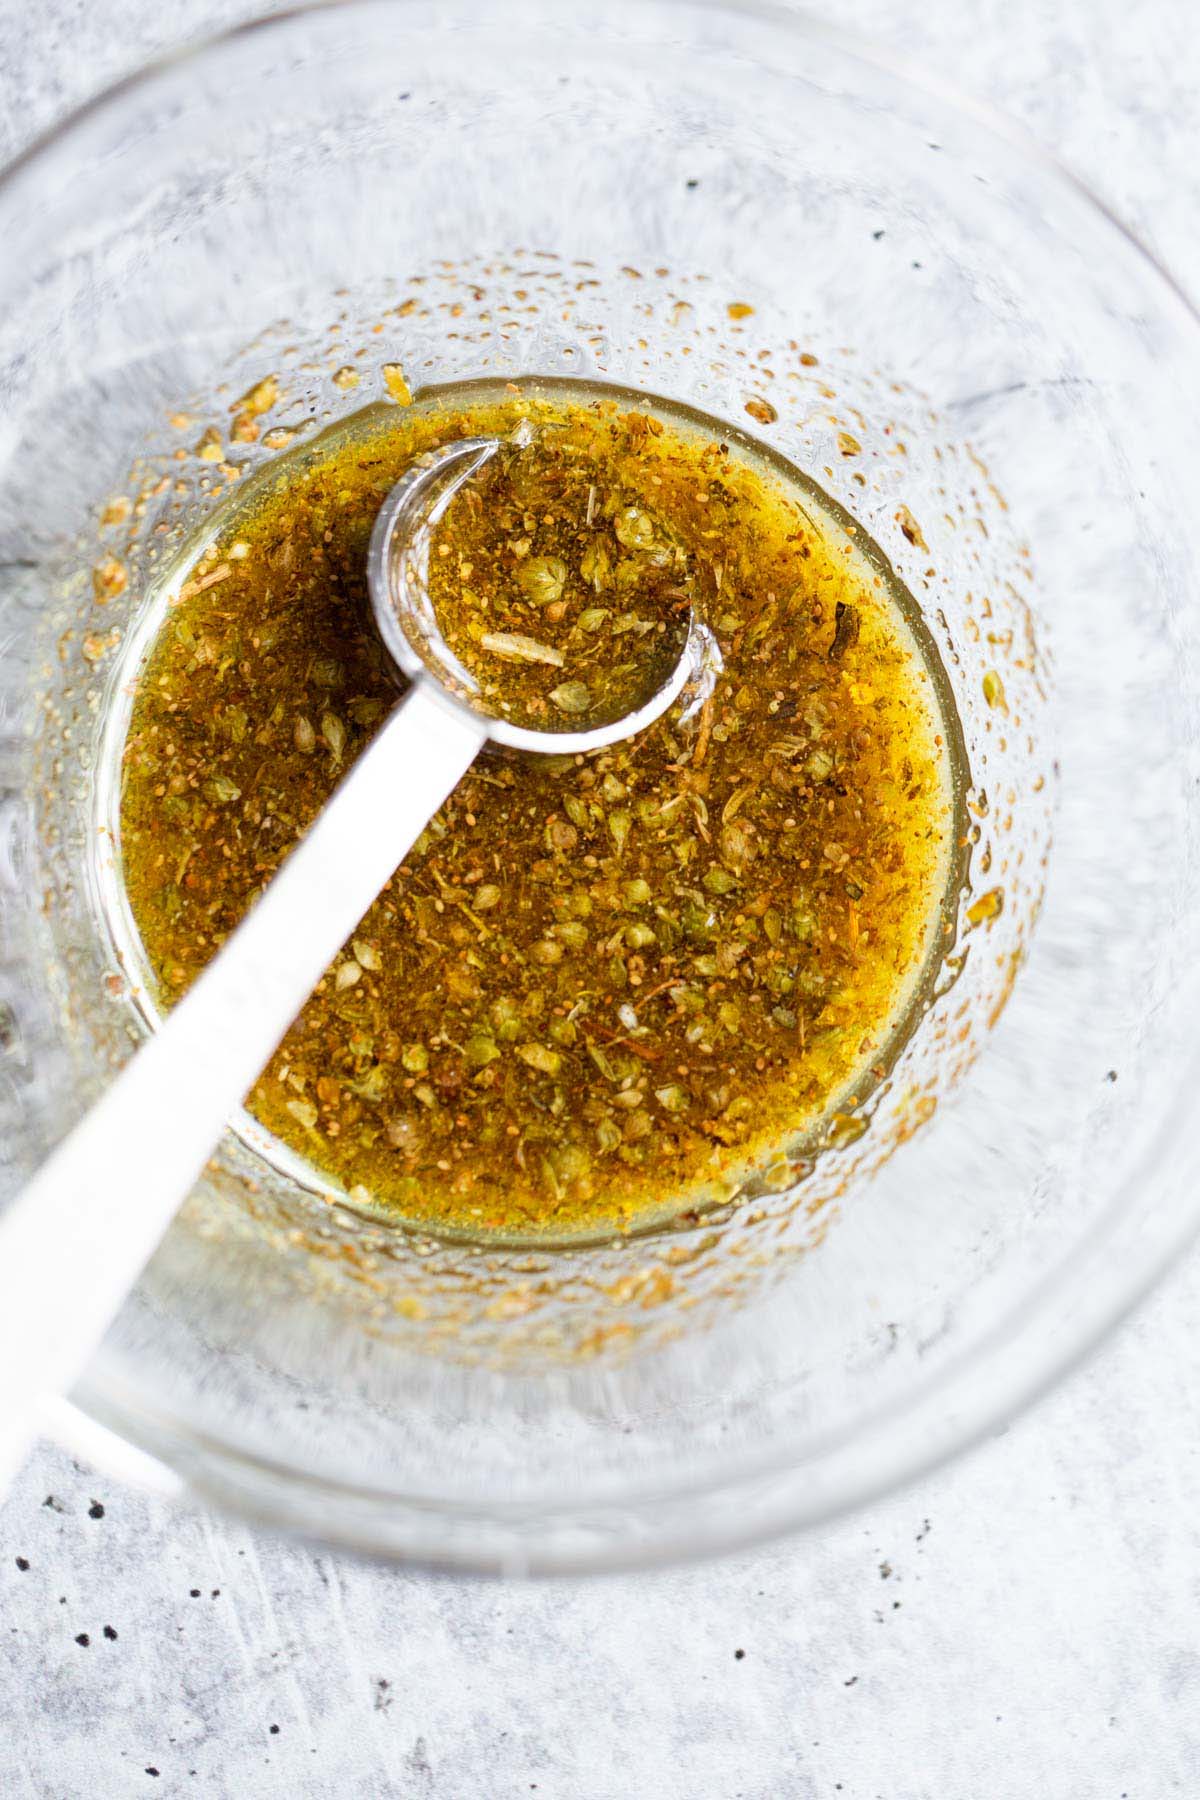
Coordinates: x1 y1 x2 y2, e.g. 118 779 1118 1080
2 0 1199 1572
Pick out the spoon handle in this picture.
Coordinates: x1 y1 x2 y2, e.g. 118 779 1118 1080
0 684 484 1490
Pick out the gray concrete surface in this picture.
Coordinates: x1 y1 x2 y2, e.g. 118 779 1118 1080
2 1 1199 1794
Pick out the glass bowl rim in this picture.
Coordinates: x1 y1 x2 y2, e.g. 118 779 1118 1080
6 0 1200 1573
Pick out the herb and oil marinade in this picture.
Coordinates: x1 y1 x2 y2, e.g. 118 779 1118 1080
119 383 964 1239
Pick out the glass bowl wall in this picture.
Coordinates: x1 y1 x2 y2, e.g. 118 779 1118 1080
0 1 1197 1569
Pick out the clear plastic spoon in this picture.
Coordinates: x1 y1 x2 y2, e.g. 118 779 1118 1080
0 435 708 1486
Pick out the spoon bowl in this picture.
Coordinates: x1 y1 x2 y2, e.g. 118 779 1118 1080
368 433 711 754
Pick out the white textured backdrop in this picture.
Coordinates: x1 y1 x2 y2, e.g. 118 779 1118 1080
1 2 1197 1794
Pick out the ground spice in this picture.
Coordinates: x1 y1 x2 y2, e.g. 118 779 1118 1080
119 382 962 1239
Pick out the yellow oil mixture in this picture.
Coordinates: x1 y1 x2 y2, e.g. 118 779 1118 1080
118 380 965 1239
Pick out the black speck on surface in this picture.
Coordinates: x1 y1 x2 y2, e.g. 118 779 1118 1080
189 1589 201 1598
145 1770 160 1779
88 1501 105 1520
211 1588 220 1598
269 1725 280 1736
734 1648 745 1660
872 228 885 239
42 1494 65 1513
103 1625 118 1640
1106 1069 1118 1082
14 1556 28 1571
911 261 923 270
75 1632 90 1647
686 178 699 189
843 1675 858 1687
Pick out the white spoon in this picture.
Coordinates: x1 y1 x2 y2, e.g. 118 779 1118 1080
0 434 707 1488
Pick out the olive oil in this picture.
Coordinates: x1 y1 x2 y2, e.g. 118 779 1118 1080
118 378 966 1240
